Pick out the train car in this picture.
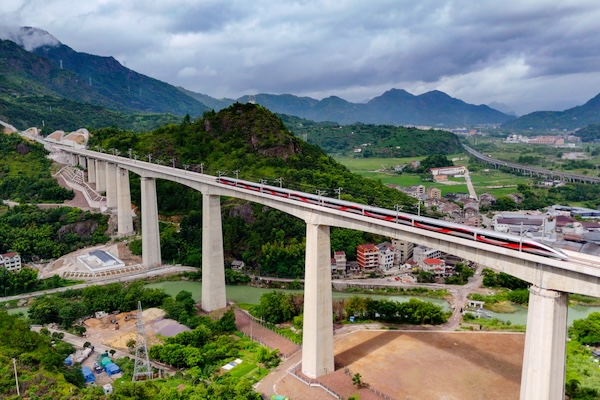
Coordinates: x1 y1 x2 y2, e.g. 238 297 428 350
216 176 568 260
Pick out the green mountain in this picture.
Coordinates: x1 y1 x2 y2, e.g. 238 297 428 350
0 38 182 132
502 93 600 131
237 89 514 126
1 26 209 122
278 114 462 156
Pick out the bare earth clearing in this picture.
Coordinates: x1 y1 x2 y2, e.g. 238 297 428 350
331 330 524 400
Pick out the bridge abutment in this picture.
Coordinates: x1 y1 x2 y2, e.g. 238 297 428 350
520 285 567 400
201 193 227 311
302 223 334 378
141 177 161 269
117 167 134 236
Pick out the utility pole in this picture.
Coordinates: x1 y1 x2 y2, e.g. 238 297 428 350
13 358 19 396
233 170 239 180
147 154 152 163
128 148 132 158
259 179 267 192
334 187 343 200
199 163 204 174
171 158 177 168
274 177 283 188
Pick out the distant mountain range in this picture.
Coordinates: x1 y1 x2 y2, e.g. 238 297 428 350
502 93 600 131
233 89 514 126
2 26 600 131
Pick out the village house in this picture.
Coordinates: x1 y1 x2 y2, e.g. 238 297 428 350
421 258 446 277
0 252 22 272
376 242 395 271
413 246 442 265
356 243 379 271
391 239 414 264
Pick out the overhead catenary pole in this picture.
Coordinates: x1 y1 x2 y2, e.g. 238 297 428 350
13 358 19 396
334 187 343 200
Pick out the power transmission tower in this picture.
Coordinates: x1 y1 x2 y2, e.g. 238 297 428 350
132 301 153 381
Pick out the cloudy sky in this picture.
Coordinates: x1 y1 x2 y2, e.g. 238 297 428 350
2 0 600 115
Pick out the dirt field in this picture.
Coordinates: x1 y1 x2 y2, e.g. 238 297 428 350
333 330 524 400
83 308 168 351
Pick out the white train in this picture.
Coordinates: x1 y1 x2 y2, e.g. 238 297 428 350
217 176 569 260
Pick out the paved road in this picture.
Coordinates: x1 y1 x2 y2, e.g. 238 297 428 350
0 265 198 303
464 169 478 200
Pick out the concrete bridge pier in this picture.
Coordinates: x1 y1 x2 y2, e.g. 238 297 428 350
117 167 134 236
70 154 78 166
78 155 87 169
201 193 226 311
520 285 568 400
105 162 118 209
87 158 96 184
302 223 334 378
95 161 107 193
141 177 161 269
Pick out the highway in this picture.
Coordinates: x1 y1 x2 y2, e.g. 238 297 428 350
0 265 197 303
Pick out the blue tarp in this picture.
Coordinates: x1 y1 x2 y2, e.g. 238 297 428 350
81 366 95 383
64 355 73 366
105 362 121 376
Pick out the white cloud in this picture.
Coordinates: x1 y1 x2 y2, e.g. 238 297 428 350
177 66 217 78
1 0 600 114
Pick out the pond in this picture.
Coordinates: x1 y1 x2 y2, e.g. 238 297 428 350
144 280 451 310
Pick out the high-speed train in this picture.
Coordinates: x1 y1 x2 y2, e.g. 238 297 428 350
216 176 569 260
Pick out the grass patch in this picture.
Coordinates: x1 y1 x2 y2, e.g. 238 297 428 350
569 294 600 306
462 315 526 332
227 362 257 378
342 286 449 299
486 301 518 313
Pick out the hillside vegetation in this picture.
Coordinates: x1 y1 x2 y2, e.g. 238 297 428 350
280 114 462 156
0 132 73 202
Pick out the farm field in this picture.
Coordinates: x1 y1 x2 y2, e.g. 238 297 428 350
334 155 533 198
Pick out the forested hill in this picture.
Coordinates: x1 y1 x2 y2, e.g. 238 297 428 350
89 103 417 276
279 114 462 156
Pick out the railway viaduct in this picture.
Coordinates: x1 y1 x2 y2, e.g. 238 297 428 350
464 144 600 184
55 145 600 400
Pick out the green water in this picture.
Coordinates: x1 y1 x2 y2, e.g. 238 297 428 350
6 306 29 315
488 304 600 326
144 281 451 310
